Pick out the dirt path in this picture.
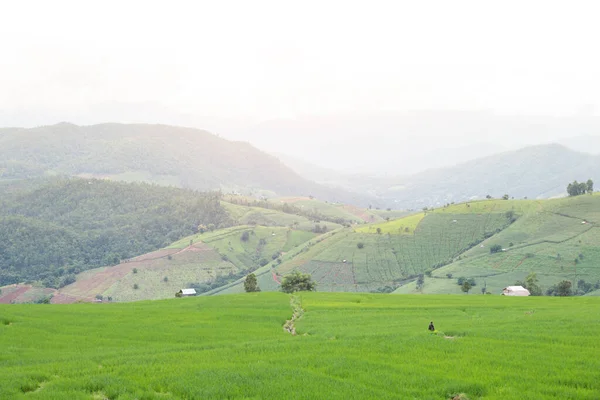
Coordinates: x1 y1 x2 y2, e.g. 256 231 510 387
283 295 305 335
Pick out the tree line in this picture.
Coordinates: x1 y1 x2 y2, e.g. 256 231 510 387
567 179 593 196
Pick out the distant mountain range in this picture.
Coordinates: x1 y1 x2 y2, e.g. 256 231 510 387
1 122 598 210
0 123 373 206
280 144 600 208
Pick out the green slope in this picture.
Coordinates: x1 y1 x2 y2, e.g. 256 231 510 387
218 196 600 296
1 293 599 399
396 194 600 295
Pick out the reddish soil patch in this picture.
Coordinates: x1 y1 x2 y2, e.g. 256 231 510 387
50 293 84 304
0 286 31 304
272 270 281 284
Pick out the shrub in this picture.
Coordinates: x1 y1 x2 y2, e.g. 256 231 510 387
132 268 138 274
357 242 364 249
241 231 250 242
133 283 139 290
490 244 502 254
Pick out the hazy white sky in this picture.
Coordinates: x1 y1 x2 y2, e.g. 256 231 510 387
2 0 600 120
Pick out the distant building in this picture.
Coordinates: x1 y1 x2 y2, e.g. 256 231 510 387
176 288 197 297
502 286 530 296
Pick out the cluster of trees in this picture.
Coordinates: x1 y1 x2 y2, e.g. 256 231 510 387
0 178 231 286
567 179 593 196
312 224 328 234
515 273 599 296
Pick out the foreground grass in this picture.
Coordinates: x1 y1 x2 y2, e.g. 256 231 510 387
1 293 599 399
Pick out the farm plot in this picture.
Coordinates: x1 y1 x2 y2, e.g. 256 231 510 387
277 213 512 291
355 212 425 235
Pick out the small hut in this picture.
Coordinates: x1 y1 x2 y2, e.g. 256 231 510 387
176 288 197 297
502 286 530 296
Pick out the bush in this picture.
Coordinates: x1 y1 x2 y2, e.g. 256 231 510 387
132 268 138 274
133 283 139 290
490 244 502 254
241 231 250 242
357 242 364 249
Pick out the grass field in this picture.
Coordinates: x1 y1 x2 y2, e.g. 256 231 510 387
1 293 599 399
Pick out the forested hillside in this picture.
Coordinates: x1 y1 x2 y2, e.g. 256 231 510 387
0 178 230 286
0 123 372 205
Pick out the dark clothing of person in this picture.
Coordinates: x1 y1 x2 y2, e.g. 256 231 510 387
428 322 435 331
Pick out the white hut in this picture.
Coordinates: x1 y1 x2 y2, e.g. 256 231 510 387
502 286 530 296
177 288 197 297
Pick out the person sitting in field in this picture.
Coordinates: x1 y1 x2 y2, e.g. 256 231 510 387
428 321 435 331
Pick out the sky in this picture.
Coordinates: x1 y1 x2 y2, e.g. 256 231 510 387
2 0 600 173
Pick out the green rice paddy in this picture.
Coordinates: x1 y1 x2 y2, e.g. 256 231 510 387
1 293 599 399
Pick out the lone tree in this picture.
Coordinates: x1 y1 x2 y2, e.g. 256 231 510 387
587 179 594 193
280 271 316 293
461 281 472 294
243 273 261 292
490 244 503 254
517 272 542 296
556 280 573 296
240 231 250 242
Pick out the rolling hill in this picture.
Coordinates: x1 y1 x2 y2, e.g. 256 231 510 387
0 122 374 206
0 177 230 287
219 194 600 296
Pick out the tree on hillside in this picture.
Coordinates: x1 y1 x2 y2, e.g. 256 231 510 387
586 179 594 193
416 274 425 290
243 273 261 292
556 280 573 296
490 244 502 254
461 281 472 294
516 272 542 296
280 271 316 293
502 194 509 200
240 231 250 242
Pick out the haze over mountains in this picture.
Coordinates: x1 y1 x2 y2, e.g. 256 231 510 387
3 108 600 176
1 121 598 209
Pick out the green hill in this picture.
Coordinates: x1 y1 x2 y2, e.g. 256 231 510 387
0 178 229 286
1 293 599 399
217 195 600 296
397 194 600 295
0 122 374 205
